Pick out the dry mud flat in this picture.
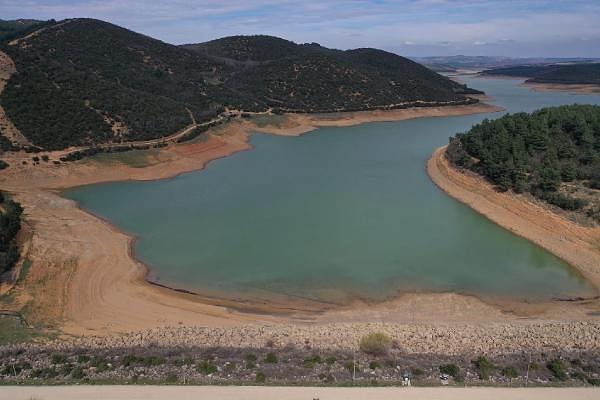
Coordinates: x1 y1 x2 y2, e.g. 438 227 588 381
0 386 599 400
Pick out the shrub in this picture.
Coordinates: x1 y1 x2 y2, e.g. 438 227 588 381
71 366 85 379
359 332 392 356
244 353 257 362
255 371 266 383
91 357 109 372
439 364 460 378
547 359 567 381
540 191 588 210
501 366 518 379
369 361 380 370
412 367 425 376
303 355 322 368
529 361 539 370
122 354 141 367
587 377 600 386
196 360 218 375
264 352 277 363
61 364 73 375
571 371 587 381
473 356 495 380
143 356 165 366
344 361 357 373
325 356 337 365
51 354 67 364
77 355 90 364
165 373 178 383
173 357 194 366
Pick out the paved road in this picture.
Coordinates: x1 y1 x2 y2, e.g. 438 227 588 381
0 386 599 400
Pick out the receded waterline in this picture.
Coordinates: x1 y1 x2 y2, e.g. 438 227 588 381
64 77 600 305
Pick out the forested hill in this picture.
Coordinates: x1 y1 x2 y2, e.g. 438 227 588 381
0 19 481 151
184 35 482 111
481 64 600 85
447 104 600 222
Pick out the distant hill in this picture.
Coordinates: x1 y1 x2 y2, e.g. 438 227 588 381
480 64 600 85
415 55 600 73
0 19 481 151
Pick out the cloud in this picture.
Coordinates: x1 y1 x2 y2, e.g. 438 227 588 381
1 0 599 57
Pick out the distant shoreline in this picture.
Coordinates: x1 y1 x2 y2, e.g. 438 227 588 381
472 73 600 94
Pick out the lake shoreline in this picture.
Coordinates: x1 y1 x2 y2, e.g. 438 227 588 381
427 146 600 292
472 74 600 94
4 101 600 341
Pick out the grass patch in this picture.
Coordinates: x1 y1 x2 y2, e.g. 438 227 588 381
250 114 286 128
18 258 32 282
0 315 38 345
88 149 159 168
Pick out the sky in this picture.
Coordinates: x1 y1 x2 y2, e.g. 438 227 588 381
2 0 600 57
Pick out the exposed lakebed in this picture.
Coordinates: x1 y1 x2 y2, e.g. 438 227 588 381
65 77 600 304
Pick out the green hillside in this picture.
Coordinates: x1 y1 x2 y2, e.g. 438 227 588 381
1 19 481 151
188 36 481 112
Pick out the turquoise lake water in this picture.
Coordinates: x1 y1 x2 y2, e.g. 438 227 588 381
65 77 600 303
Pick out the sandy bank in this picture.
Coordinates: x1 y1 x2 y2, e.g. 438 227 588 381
1 386 599 400
522 82 600 94
427 146 600 290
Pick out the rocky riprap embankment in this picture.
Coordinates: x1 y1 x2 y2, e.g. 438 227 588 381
31 321 600 356
1 321 599 385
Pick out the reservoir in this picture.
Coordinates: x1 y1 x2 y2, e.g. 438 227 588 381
65 77 600 304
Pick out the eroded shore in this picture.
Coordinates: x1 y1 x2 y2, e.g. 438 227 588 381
427 146 600 290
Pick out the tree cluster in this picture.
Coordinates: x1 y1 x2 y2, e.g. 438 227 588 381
0 193 23 274
447 104 600 215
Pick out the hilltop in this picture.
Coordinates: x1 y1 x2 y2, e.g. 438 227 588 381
0 19 481 150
